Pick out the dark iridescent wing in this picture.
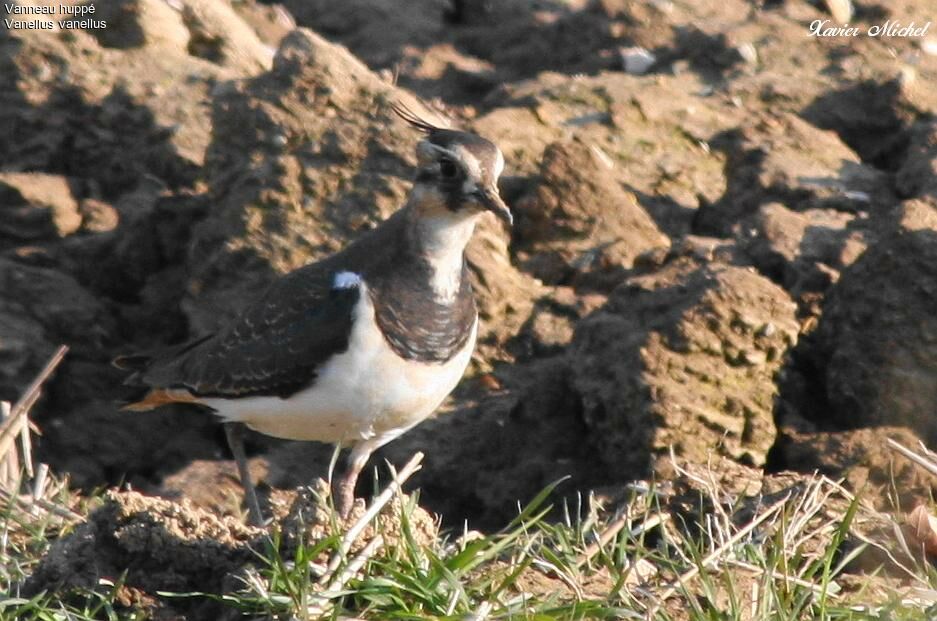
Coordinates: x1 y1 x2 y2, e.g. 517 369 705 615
143 267 361 400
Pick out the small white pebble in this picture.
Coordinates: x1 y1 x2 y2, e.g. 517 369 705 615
844 190 871 202
922 38 937 57
759 323 777 338
620 47 656 75
737 42 758 65
589 145 614 169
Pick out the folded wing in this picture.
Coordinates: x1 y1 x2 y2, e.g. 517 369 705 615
120 268 362 408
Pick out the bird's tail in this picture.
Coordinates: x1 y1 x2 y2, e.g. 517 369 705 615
111 354 153 410
111 335 212 411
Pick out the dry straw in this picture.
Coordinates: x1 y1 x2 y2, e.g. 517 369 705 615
0 345 68 493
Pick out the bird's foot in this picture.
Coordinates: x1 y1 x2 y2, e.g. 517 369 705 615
334 477 356 520
333 439 377 520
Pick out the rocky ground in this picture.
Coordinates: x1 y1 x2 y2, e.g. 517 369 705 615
2 0 937 615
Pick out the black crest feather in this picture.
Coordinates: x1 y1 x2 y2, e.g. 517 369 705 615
391 102 447 134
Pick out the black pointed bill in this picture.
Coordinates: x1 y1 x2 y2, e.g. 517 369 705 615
475 187 513 226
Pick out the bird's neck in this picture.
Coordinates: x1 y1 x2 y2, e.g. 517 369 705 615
405 206 478 302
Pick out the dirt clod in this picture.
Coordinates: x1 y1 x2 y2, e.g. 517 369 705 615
26 490 264 599
769 426 933 509
571 258 799 478
26 485 436 617
514 139 670 288
807 205 937 442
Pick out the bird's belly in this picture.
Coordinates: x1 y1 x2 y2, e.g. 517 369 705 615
204 301 477 445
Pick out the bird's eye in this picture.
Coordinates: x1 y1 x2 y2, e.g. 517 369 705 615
439 158 458 179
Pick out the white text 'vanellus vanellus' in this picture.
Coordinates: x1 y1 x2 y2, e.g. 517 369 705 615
114 105 512 525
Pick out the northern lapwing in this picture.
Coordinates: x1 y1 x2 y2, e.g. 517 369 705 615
115 106 512 525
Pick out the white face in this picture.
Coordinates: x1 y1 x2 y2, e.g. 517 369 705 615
453 145 482 179
416 141 501 188
455 144 506 199
411 133 512 227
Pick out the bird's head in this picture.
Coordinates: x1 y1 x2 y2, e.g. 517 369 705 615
396 104 512 227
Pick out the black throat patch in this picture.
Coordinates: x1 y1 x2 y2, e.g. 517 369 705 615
368 257 477 363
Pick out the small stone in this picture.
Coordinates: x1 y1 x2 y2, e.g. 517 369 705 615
758 323 777 338
742 349 767 366
843 190 870 202
620 47 656 75
513 140 669 286
737 43 758 66
922 38 937 57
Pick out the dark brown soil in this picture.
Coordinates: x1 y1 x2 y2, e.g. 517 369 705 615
2 0 936 556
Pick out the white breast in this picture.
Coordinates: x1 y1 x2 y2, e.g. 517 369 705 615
202 285 477 447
